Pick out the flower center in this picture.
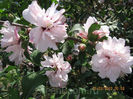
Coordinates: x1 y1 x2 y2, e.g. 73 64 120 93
105 55 110 59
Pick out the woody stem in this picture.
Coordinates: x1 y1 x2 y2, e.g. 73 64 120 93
0 20 29 28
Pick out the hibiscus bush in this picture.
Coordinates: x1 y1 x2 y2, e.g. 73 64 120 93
0 0 133 99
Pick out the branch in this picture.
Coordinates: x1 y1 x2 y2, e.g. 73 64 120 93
0 20 29 28
0 20 95 45
66 37 96 46
66 37 83 43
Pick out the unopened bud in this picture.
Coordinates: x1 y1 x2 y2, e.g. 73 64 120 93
79 44 86 51
66 55 73 61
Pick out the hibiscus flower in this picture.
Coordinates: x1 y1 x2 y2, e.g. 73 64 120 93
41 53 71 88
23 1 68 52
91 37 133 82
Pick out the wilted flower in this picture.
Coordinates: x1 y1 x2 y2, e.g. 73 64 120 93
23 1 68 52
0 21 25 65
77 16 110 39
91 37 133 82
41 53 71 88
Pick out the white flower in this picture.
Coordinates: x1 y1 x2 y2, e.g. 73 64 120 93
23 1 68 52
77 16 110 39
91 37 133 82
41 53 71 88
0 21 25 65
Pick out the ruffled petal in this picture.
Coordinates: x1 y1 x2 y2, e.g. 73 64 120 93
22 1 42 25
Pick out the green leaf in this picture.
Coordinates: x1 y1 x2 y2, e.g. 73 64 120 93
3 66 17 72
88 23 101 41
35 85 45 96
86 43 95 56
79 88 86 95
88 23 100 36
50 93 55 99
51 0 58 4
62 41 71 55
31 50 43 65
99 36 108 41
8 88 20 99
21 72 47 99
28 97 36 99
128 33 133 39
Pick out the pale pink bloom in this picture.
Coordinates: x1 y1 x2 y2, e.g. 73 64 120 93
5 44 25 65
77 16 110 39
0 21 25 65
0 21 20 48
91 37 133 82
41 53 71 88
23 1 68 52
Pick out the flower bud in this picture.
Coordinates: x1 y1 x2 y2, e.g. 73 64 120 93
66 55 73 61
79 44 86 51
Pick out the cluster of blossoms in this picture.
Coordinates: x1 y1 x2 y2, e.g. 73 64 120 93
76 15 133 82
0 1 133 88
22 1 70 88
0 1 70 88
